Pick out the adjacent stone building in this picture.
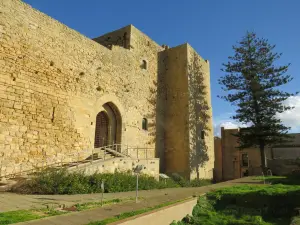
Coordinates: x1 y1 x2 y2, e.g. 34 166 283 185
214 127 300 181
0 0 214 179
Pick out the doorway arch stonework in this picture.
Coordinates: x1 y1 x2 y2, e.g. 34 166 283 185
94 101 122 148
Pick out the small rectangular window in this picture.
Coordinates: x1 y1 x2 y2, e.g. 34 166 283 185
241 153 249 167
142 118 148 131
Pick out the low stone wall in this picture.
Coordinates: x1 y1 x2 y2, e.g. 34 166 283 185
113 198 197 225
68 157 160 180
268 159 299 176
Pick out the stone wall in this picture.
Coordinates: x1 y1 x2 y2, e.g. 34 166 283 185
220 128 264 180
115 198 197 225
159 44 214 179
69 157 160 180
213 137 222 182
268 159 299 176
0 0 160 176
0 0 214 179
218 127 283 180
161 44 189 178
187 45 214 179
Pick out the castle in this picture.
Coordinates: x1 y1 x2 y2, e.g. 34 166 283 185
0 0 214 180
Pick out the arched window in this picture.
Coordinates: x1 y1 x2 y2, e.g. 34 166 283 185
142 60 147 70
142 118 148 131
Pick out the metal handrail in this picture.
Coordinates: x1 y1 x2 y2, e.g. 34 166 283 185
0 144 155 180
94 144 155 159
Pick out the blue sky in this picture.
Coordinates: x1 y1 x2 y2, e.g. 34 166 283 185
24 0 300 135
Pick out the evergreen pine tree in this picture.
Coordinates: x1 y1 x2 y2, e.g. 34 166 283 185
219 32 298 171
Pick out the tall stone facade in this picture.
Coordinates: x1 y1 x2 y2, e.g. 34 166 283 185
0 0 214 179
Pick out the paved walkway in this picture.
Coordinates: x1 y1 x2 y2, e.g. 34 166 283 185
0 177 263 225
0 176 260 213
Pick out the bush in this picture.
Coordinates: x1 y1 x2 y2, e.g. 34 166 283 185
190 178 212 187
12 168 212 195
170 173 212 188
170 173 190 187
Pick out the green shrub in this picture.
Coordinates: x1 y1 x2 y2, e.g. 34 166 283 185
170 173 212 188
170 173 190 187
190 178 212 187
12 168 212 195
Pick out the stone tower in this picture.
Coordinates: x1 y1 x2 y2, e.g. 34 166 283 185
157 44 214 179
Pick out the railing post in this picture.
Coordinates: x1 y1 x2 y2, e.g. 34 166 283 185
77 152 79 168
20 163 22 176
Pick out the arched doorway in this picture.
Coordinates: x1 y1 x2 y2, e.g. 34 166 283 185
94 111 109 148
94 102 122 149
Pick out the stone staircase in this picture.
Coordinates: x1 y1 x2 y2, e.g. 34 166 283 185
58 145 131 170
0 145 159 188
0 144 154 181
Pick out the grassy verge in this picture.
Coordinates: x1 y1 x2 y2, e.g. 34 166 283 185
253 175 300 185
0 198 128 225
87 198 190 225
172 185 300 225
75 198 134 211
0 209 66 225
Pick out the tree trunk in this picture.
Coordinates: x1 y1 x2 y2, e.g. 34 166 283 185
259 142 267 173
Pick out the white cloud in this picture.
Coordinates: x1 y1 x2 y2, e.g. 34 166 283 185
213 95 300 136
213 120 247 137
277 95 300 133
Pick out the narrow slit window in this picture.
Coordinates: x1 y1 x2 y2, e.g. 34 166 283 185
142 118 148 131
142 60 147 70
51 107 55 123
201 130 205 139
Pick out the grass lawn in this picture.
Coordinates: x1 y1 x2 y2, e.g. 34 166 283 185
0 198 127 225
253 175 300 185
0 208 67 225
0 210 42 225
172 184 300 225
